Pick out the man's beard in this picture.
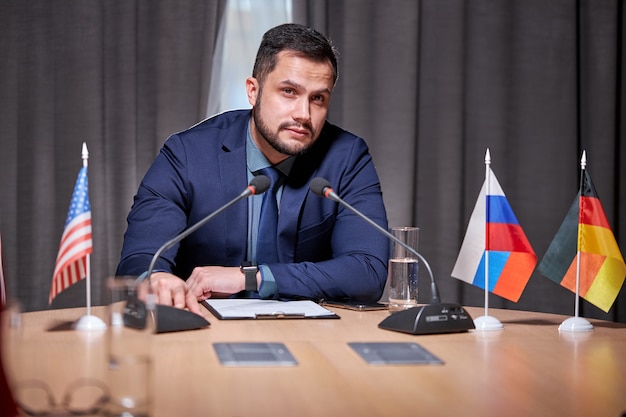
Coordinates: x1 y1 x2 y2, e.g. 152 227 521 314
253 92 317 157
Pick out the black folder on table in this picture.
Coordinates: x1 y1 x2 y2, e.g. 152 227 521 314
201 299 339 320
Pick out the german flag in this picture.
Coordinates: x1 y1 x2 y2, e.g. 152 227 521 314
538 170 626 312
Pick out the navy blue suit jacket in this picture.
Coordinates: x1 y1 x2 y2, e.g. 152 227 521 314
117 110 389 301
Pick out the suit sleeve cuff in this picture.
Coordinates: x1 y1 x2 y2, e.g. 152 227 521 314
258 265 278 298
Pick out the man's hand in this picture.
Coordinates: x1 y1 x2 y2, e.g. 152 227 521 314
186 266 247 300
149 272 203 315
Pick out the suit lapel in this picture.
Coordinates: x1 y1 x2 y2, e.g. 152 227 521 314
217 118 249 263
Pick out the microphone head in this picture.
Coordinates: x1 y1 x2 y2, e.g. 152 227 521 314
310 177 332 197
250 175 270 195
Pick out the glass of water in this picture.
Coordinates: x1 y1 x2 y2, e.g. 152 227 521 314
387 226 419 312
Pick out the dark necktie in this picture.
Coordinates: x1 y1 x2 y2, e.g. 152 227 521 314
256 167 281 263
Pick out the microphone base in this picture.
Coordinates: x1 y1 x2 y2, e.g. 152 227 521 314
378 303 475 335
156 304 210 333
124 299 210 333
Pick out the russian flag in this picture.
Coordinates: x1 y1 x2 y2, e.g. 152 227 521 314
452 167 537 302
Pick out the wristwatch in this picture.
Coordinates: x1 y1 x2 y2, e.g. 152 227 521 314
240 261 259 292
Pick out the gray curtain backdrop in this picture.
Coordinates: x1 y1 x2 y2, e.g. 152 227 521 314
1 0 624 324
0 0 226 309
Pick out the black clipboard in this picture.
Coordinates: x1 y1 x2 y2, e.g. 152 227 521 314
201 299 340 320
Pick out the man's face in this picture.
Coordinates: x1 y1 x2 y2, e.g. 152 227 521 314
246 51 334 164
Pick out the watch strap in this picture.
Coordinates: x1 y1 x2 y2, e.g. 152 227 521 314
241 262 258 292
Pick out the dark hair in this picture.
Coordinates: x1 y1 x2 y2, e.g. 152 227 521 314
252 23 339 86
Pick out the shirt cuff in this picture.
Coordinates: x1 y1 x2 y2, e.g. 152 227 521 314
258 265 278 298
137 269 168 280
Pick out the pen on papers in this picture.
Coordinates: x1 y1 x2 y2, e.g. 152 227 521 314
255 312 306 319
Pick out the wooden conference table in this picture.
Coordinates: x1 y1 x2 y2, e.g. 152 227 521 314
4 305 626 417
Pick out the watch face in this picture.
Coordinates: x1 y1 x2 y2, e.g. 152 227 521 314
241 265 258 272
241 261 257 269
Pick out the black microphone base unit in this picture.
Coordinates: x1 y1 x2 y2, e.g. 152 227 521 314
124 298 210 333
155 304 210 333
378 303 475 335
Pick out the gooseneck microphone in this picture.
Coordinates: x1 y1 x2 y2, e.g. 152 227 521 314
310 177 440 303
310 177 474 335
134 175 270 333
144 175 270 281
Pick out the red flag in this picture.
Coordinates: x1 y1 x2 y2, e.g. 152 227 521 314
0 306 18 417
49 166 93 303
0 232 6 305
0 232 17 416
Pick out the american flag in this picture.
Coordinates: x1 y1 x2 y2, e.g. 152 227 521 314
49 166 93 303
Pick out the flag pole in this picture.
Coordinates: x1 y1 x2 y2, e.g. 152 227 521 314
83 143 92 316
73 143 106 331
485 149 491 317
558 150 593 332
574 151 585 319
473 148 503 331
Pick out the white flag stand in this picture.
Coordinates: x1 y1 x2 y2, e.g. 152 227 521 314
73 143 106 331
